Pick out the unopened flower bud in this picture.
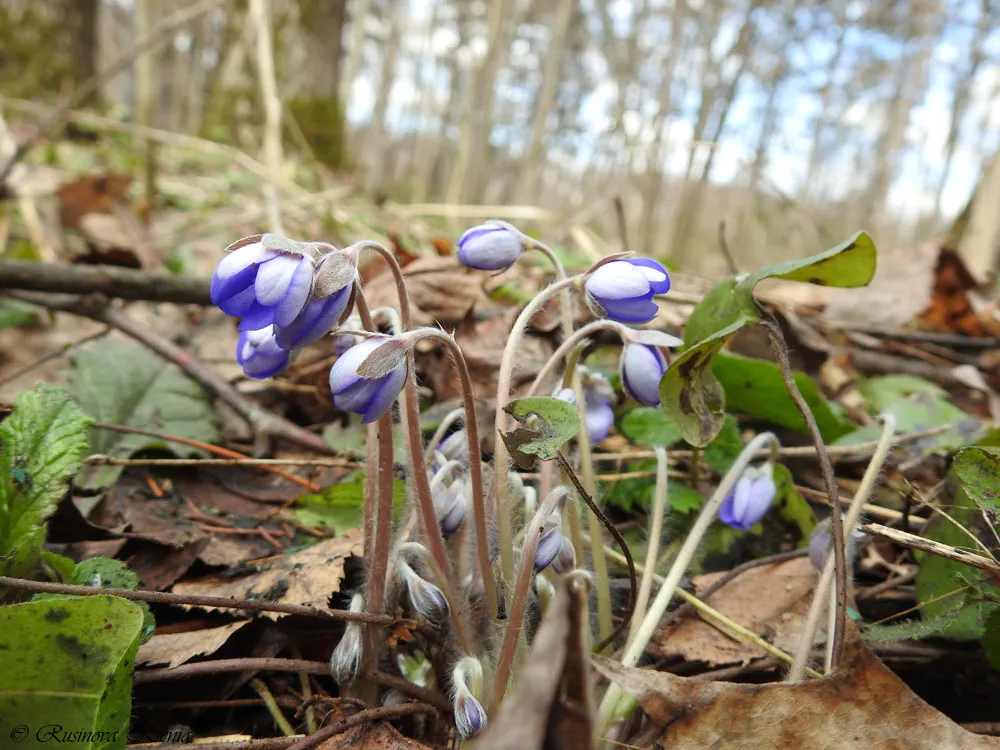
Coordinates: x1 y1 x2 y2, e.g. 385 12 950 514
452 657 487 739
550 535 577 574
534 526 564 570
329 337 408 423
398 560 449 622
584 258 671 324
457 223 523 272
718 464 776 531
329 593 364 683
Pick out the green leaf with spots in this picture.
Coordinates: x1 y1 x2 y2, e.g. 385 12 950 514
0 595 144 749
66 338 220 489
952 446 1000 516
501 397 580 468
712 353 854 440
0 384 92 579
661 232 877 446
620 407 682 447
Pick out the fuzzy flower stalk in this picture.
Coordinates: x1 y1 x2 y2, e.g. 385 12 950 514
452 657 488 738
329 593 365 683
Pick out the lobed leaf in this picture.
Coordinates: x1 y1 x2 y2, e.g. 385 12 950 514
501 397 580 468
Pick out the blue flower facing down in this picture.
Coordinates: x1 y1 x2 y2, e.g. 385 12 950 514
329 337 407 423
620 342 668 406
718 466 776 531
457 223 523 271
585 258 671 324
554 369 615 442
236 326 291 379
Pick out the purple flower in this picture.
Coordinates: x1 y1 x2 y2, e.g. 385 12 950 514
620 342 668 406
551 535 577 574
274 285 352 349
718 466 776 531
329 338 407 423
430 462 468 535
534 526 563 570
438 429 471 467
585 258 671 324
454 693 487 738
554 370 615 442
457 223 523 271
398 561 449 621
333 315 363 355
211 235 315 331
236 326 291 379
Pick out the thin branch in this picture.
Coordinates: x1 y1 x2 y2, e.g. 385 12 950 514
283 704 437 750
0 261 210 304
862 522 1000 578
557 451 636 653
136 658 329 684
762 314 847 668
7 291 330 455
0 576 395 624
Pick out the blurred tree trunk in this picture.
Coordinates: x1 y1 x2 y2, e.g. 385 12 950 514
446 0 515 206
134 0 158 211
518 0 573 205
363 2 404 195
65 0 99 90
341 0 375 111
409 0 444 203
300 0 348 100
955 149 1000 283
803 4 849 199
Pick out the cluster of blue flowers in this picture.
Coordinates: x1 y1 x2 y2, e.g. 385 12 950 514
212 223 775 530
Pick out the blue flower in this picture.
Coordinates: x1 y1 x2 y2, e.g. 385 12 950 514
620 342 668 406
332 315 363 356
718 466 776 531
211 235 315 332
236 326 291 379
329 338 407 423
430 461 468 535
457 223 523 271
452 658 487 739
554 370 615 442
398 560 449 622
534 526 563 570
274 285 352 349
585 258 671 324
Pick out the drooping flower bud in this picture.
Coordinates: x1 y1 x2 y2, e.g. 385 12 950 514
438 429 471 467
534 526 564 570
554 369 615 442
452 657 487 739
329 592 364 683
620 342 669 406
329 337 408 423
550 534 577 574
398 559 449 622
808 517 867 572
457 223 523 272
718 464 777 531
236 326 291 379
584 258 671 324
430 460 468 535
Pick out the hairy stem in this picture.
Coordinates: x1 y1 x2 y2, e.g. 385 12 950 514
526 319 626 397
627 445 668 648
763 314 847 668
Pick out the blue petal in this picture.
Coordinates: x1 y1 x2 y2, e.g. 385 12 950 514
329 338 381 394
626 258 671 294
585 399 614 442
212 261 258 310
272 257 315 327
621 343 666 406
237 301 277 330
218 283 257 317
457 224 522 271
585 261 650 301
599 296 659 323
361 363 407 423
334 377 383 414
275 287 351 349
255 254 302 306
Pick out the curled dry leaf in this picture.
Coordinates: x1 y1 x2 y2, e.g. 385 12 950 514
594 636 1000 749
476 578 592 750
171 530 362 619
136 620 251 668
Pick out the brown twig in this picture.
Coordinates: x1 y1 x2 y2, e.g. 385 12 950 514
7 291 331 455
135 658 328 684
762 314 847 668
83 455 357 468
0 261 210 304
0 576 394 624
129 738 303 750
284 703 437 750
0 0 222 187
557 451 636 652
366 671 452 712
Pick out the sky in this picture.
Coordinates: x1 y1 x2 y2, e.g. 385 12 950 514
342 0 1000 222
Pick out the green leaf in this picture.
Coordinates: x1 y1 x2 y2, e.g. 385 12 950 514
772 463 816 543
834 391 983 455
661 232 877 446
295 475 408 534
0 299 39 329
0 595 143 749
952 446 1000 516
40 551 77 583
668 480 704 513
984 609 1000 671
712 353 854 440
501 396 580 468
703 414 742 474
620 407 682 447
915 469 998 640
66 338 220 489
859 374 946 412
864 602 969 643
0 384 92 578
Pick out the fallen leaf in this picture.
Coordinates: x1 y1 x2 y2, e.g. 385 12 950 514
171 531 363 618
652 557 815 666
56 173 132 230
594 636 1000 749
137 620 251 668
918 250 1000 336
385 619 418 649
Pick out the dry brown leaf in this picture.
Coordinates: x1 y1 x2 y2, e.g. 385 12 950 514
917 249 1000 336
316 719 432 749
651 557 815 666
136 620 250 668
477 579 592 750
594 637 1000 749
171 531 362 618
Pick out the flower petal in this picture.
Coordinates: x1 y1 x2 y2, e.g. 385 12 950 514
585 399 614 442
626 258 671 294
218 282 257 317
211 261 258 308
275 286 351 349
586 261 651 301
600 296 659 323
329 338 382 394
237 301 277 330
272 257 315 327
214 241 270 283
361 363 407 423
255 253 302 305
621 343 666 406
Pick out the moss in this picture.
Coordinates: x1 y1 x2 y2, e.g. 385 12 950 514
287 95 348 169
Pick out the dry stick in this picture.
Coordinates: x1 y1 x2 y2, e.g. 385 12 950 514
129 737 304 750
135 658 332 684
862 523 1000 577
283 703 437 750
0 576 393 623
365 671 452 712
84 456 357 468
762 315 847 669
7 291 330 455
0 260 211 304
557 451 636 653
0 0 222 187
90 422 319 492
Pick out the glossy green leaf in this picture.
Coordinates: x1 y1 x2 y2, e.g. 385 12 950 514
0 384 92 578
952 446 1000 516
859 374 946 412
501 397 580 468
712 353 854 440
66 338 219 489
620 407 682 447
661 232 876 446
0 595 144 749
